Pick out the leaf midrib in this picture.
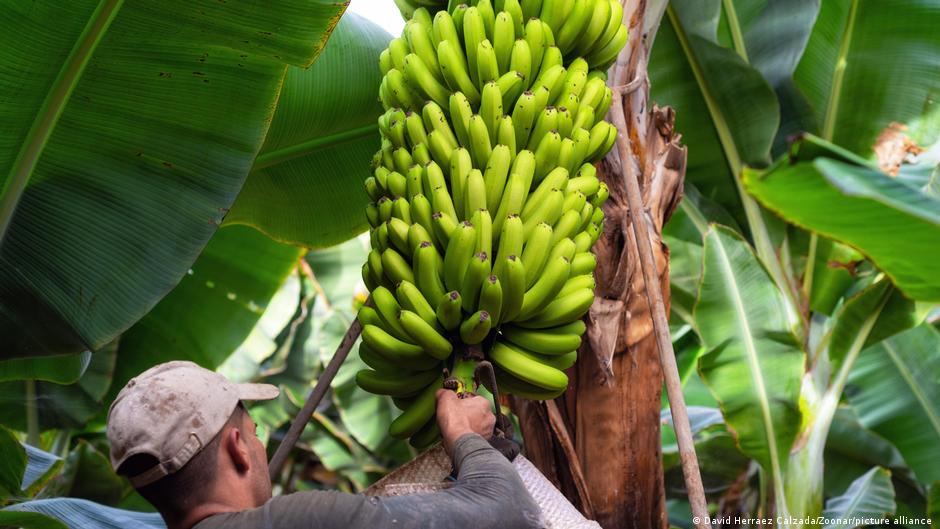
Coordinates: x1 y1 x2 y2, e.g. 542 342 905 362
0 0 124 242
721 0 749 61
821 0 859 141
711 232 785 487
252 123 378 171
834 469 879 521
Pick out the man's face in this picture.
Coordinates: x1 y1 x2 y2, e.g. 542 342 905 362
241 410 273 503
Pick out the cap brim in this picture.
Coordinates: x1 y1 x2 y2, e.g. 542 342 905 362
236 383 280 401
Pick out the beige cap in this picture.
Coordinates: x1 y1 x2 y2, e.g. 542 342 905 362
107 361 278 487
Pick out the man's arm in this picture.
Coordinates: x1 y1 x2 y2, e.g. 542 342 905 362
195 392 543 529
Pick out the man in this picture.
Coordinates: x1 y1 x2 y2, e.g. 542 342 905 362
107 361 543 529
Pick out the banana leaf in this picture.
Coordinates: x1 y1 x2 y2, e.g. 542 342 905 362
108 225 302 407
0 0 346 359
0 426 26 500
847 324 940 485
649 0 779 215
225 13 391 248
822 467 896 529
694 225 804 503
0 341 116 432
794 0 940 152
744 147 940 302
2 498 164 529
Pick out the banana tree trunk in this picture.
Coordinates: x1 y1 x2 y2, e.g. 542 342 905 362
511 2 686 527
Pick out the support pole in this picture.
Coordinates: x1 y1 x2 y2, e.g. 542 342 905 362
268 312 364 480
609 93 712 529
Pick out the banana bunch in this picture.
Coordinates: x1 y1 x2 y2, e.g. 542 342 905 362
359 0 626 449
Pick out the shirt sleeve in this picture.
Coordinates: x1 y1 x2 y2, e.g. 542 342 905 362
196 434 543 529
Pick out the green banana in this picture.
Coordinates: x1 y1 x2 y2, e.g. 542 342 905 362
405 20 444 83
479 81 503 140
423 101 459 149
357 367 440 397
471 208 493 258
409 416 441 449
483 144 512 212
389 375 444 438
496 114 516 156
492 172 526 235
511 90 537 148
398 309 452 359
438 39 480 103
493 11 515 73
515 287 594 328
493 367 565 400
496 254 525 322
500 323 582 355
432 211 457 248
488 340 568 391
397 280 437 326
559 273 595 297
414 241 447 308
436 290 463 331
509 38 532 83
409 193 435 244
476 39 500 85
547 236 577 262
496 213 524 262
387 218 411 254
479 274 503 323
460 251 490 311
517 254 570 320
570 251 597 276
403 53 450 108
468 114 493 169
443 221 477 291
520 221 553 287
449 147 472 219
533 130 562 183
460 310 492 344
463 168 487 215
449 92 474 147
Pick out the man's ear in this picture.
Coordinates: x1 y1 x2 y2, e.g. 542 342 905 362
224 425 252 474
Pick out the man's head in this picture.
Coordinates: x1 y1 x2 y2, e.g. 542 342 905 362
107 361 278 526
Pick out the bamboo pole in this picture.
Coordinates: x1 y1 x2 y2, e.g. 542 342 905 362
268 313 364 480
609 95 711 529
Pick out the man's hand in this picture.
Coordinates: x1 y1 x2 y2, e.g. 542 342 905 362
435 390 495 454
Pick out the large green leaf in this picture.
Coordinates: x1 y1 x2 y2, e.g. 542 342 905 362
0 341 116 431
21 445 63 498
0 353 91 384
825 281 922 375
110 225 301 405
795 0 940 151
649 0 780 214
0 511 68 529
847 324 940 484
2 499 163 529
822 467 896 529
0 426 26 500
694 225 804 500
929 482 940 523
225 13 391 248
744 154 940 301
824 407 913 499
0 0 345 359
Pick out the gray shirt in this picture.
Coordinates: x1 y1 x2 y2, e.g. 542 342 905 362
194 434 543 529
